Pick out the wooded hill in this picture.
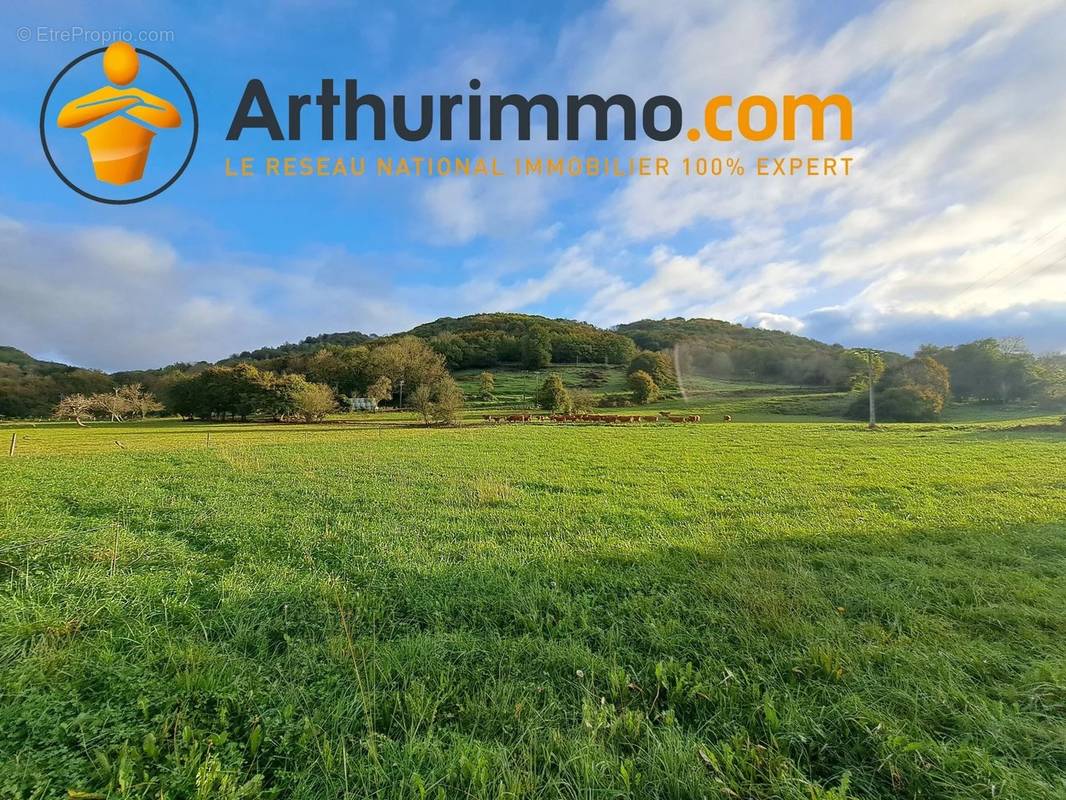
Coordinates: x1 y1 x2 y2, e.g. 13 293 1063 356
617 317 878 387
0 346 113 419
2 313 1061 418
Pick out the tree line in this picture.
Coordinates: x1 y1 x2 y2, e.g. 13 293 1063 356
618 317 864 388
2 312 1063 423
48 337 466 425
408 313 637 369
846 338 1065 422
54 384 162 424
170 337 464 423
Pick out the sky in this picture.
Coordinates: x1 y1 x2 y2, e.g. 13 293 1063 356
1 0 1065 372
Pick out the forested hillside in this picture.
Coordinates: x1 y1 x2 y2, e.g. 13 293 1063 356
407 313 636 369
2 314 1063 420
0 347 111 418
224 330 376 363
616 317 887 388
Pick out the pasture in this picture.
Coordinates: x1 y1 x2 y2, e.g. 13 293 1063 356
1 419 1065 799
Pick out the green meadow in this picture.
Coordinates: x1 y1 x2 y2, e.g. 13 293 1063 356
2 418 1065 799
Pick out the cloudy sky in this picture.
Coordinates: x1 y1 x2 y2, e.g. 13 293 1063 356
2 0 1065 371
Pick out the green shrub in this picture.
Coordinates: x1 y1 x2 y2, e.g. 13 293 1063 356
628 370 659 404
601 392 632 407
849 385 942 422
628 350 676 388
535 373 571 411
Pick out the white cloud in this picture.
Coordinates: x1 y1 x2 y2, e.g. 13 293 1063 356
0 219 419 370
421 173 550 245
747 312 805 334
3 0 1065 366
538 0 1066 349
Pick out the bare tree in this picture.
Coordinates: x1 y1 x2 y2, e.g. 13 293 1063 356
998 336 1028 357
118 384 164 419
53 394 94 426
91 389 133 422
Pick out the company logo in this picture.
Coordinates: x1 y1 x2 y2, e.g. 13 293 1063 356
40 42 198 204
225 79 852 144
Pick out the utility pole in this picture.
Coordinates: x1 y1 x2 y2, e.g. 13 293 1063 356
867 351 876 429
397 379 405 409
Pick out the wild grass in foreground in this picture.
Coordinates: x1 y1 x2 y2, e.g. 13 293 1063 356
1 421 1064 799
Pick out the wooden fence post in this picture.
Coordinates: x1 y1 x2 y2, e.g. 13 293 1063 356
8 433 15 456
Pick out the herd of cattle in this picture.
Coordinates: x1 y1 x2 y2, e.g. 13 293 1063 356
482 412 704 424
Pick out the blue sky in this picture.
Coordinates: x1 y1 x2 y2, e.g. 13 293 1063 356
2 0 1065 371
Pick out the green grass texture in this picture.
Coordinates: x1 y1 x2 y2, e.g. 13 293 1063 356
1 420 1065 798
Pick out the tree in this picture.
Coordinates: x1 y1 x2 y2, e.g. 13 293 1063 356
366 376 393 409
53 394 94 425
369 336 449 397
847 355 951 422
264 373 310 420
920 338 1043 403
628 370 659 404
410 383 435 425
163 364 300 421
410 376 465 425
228 363 273 421
570 388 596 412
293 382 336 422
90 389 133 422
535 373 571 411
628 351 675 389
872 386 943 422
117 383 163 419
521 327 552 370
890 356 950 408
301 345 372 395
165 374 200 420
478 371 495 400
431 376 464 425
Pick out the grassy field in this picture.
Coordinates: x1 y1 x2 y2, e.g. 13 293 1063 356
452 366 1061 423
453 365 854 422
2 419 1065 799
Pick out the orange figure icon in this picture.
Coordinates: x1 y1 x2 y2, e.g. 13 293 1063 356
57 42 181 185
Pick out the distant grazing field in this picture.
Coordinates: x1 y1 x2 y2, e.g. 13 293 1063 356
1 419 1065 799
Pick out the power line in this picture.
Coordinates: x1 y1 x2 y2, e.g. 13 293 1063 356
985 249 1066 292
957 223 1066 297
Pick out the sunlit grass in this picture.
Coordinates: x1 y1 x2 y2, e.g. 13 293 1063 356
1 420 1064 798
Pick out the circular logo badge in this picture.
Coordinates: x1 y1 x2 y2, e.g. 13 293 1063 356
40 44 198 204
